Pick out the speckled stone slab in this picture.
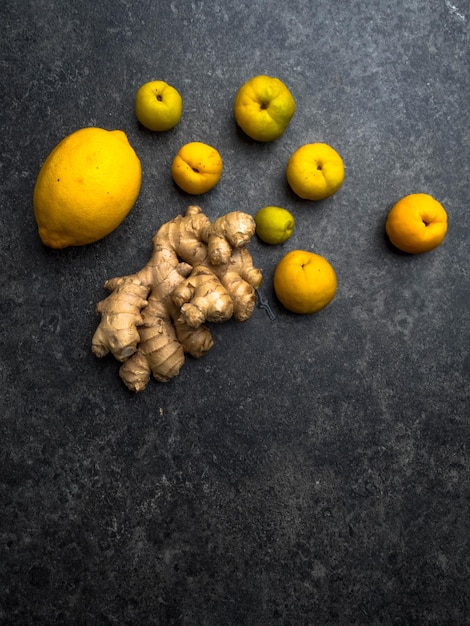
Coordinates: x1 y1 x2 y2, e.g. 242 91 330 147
1 1 469 623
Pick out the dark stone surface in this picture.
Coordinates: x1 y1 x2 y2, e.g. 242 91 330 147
1 1 469 624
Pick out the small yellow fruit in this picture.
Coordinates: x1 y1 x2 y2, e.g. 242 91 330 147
234 75 296 142
171 141 223 195
385 193 448 254
255 206 295 244
286 143 344 200
33 127 142 248
274 250 337 314
135 80 183 131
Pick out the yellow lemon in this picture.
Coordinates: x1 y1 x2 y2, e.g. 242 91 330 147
255 206 295 244
286 143 344 200
135 80 183 131
171 141 223 194
385 193 448 254
33 127 142 248
234 75 296 142
274 250 337 314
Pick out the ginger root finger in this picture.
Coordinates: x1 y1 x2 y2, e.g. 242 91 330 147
91 278 149 361
174 319 214 358
213 247 263 321
172 266 234 327
204 212 256 264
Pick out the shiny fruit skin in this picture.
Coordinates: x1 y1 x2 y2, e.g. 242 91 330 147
171 141 223 195
385 193 448 254
255 206 295 244
273 250 337 314
135 80 183 131
286 143 344 200
234 75 296 142
33 127 142 248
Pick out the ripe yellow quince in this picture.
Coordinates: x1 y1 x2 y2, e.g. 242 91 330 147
234 75 296 142
135 80 183 131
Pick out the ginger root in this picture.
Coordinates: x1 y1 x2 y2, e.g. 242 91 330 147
92 205 262 391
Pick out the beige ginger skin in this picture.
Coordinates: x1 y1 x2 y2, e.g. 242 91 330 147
92 205 262 392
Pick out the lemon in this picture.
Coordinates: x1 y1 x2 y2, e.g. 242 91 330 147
171 141 223 195
255 206 295 244
33 127 142 248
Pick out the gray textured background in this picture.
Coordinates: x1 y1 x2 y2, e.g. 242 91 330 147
1 0 469 624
